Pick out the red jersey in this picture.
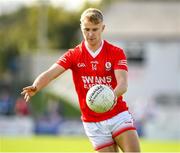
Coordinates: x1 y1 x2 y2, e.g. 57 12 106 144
56 40 128 122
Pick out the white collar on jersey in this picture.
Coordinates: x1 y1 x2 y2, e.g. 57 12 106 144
85 40 104 58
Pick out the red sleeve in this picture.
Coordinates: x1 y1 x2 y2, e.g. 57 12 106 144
56 49 74 70
114 48 128 71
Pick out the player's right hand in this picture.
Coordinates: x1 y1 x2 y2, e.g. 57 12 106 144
21 86 37 102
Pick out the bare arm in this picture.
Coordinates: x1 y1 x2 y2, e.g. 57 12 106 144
114 69 128 98
21 63 65 102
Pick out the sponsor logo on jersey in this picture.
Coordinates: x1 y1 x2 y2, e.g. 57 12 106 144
90 61 98 70
105 62 112 71
77 63 86 68
81 76 112 89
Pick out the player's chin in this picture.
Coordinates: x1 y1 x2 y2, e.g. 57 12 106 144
88 40 97 46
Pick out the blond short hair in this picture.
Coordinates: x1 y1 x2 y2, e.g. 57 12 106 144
80 8 103 24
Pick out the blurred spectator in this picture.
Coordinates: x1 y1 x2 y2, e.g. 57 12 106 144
34 99 63 135
130 97 157 137
15 97 30 116
0 89 14 115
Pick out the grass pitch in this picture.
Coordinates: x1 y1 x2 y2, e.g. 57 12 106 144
0 136 179 152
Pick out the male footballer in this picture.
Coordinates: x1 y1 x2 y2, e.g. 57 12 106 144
21 8 140 152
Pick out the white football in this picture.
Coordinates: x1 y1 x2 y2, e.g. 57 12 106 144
86 84 116 113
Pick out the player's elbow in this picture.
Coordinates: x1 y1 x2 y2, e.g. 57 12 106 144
115 82 128 97
122 82 128 93
123 84 128 93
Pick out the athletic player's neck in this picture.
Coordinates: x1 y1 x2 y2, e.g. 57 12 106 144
85 40 104 53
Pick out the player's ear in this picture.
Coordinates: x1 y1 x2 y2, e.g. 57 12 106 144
80 24 82 30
